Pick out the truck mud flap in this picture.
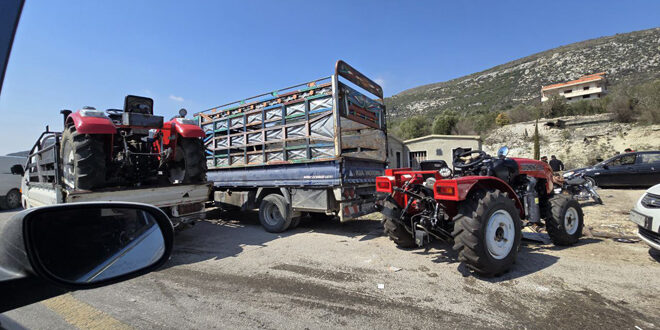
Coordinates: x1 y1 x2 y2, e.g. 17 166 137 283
339 198 379 221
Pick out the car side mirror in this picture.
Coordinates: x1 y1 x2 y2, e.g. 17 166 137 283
0 202 173 290
10 164 24 176
602 164 609 169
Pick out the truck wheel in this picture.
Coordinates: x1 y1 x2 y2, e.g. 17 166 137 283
168 138 207 184
60 126 106 190
546 196 583 246
258 194 293 233
452 190 521 277
383 218 416 248
3 189 21 209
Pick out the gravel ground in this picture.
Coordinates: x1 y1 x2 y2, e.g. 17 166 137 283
1 189 659 329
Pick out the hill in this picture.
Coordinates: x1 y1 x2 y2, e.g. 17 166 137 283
482 114 660 169
385 27 660 121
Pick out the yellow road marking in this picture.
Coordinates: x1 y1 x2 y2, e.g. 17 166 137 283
41 293 132 330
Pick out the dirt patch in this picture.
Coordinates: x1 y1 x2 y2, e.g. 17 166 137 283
581 188 645 238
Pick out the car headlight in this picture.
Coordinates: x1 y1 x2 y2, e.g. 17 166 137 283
641 193 660 209
439 167 452 178
563 171 574 178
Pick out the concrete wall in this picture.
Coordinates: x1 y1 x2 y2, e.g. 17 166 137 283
404 135 482 169
387 135 408 168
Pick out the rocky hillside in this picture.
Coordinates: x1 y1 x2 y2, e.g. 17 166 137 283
482 114 660 169
386 28 660 119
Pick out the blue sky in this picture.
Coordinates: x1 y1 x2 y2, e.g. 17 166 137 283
1 0 659 154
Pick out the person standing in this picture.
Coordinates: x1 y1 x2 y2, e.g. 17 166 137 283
541 156 548 164
549 155 564 172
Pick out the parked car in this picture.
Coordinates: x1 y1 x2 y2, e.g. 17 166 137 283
630 184 660 251
0 155 25 209
564 151 660 188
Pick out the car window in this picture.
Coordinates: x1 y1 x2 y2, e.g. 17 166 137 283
638 153 660 164
608 154 635 166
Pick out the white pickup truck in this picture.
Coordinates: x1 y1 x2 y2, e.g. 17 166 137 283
19 129 210 229
0 155 25 209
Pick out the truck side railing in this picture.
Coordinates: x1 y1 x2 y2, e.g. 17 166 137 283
25 129 61 187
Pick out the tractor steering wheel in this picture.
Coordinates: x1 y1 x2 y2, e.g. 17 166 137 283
106 109 123 116
453 150 488 169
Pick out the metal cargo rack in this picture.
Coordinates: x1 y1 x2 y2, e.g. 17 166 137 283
195 60 387 171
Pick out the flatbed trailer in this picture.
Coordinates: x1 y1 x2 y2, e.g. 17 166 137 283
196 61 387 232
20 129 210 229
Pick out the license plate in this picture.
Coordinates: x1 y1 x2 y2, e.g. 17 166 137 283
630 210 652 229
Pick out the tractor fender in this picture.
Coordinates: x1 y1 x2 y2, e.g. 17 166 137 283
171 120 205 138
436 176 524 217
66 112 116 134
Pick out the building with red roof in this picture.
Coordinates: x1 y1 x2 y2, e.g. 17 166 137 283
541 72 607 103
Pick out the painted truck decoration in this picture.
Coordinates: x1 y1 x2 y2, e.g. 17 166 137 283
196 60 387 231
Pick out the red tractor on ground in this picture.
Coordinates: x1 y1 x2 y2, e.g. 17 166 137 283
375 147 584 276
60 95 207 190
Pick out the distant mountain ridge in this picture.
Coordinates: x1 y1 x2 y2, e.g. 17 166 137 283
385 27 660 119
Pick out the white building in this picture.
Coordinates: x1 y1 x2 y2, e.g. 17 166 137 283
541 72 607 103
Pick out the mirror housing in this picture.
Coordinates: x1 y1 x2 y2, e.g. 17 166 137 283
497 146 509 159
0 202 173 291
10 164 23 176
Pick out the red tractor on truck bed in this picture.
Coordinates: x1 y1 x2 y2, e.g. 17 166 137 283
375 147 584 276
60 95 207 190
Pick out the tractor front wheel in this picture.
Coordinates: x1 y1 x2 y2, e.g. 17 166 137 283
452 190 521 276
546 196 583 246
60 126 106 190
168 137 207 184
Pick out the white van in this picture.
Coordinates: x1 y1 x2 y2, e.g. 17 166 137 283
0 155 25 209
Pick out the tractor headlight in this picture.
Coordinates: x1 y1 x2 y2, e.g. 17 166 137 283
79 109 108 118
439 167 452 178
175 118 198 125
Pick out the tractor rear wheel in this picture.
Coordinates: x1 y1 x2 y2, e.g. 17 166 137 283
452 189 521 276
546 196 583 246
60 126 106 190
168 137 206 184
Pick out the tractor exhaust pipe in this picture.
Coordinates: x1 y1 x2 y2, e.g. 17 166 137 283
60 109 72 128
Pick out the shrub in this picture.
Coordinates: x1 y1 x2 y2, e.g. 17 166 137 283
495 113 511 126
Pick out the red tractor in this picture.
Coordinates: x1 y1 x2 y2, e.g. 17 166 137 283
60 95 207 190
375 147 584 276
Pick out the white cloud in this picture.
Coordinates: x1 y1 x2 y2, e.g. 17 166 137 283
169 95 185 102
374 78 386 88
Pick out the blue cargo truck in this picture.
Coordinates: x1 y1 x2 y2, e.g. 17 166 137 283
196 61 387 232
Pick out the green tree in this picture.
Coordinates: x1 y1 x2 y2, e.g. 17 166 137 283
542 94 569 118
533 119 540 160
432 114 458 135
397 116 431 140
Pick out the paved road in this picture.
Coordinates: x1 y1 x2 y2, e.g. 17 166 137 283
1 207 659 329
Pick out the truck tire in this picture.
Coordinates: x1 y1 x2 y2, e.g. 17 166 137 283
546 196 583 246
452 190 521 277
168 137 207 184
383 218 416 248
3 189 21 209
258 194 293 233
60 126 106 190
